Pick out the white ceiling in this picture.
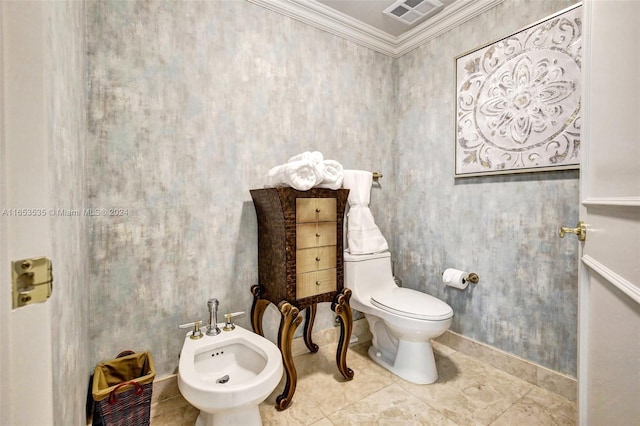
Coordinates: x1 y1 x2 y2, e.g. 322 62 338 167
316 0 457 37
247 0 505 57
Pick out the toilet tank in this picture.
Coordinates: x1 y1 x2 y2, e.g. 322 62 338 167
343 251 397 301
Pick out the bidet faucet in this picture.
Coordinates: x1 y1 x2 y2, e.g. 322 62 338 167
206 298 221 336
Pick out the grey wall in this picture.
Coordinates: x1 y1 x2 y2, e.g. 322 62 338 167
86 0 396 378
85 0 579 386
394 0 579 376
44 1 90 424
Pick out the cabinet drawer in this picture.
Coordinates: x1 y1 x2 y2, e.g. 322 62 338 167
296 222 337 249
296 198 336 223
296 246 336 274
297 268 336 299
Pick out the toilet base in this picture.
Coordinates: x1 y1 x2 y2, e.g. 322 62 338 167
195 404 262 426
368 340 438 385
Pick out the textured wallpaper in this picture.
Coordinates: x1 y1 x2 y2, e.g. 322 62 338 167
394 0 579 376
86 0 396 378
44 1 90 424
86 0 579 383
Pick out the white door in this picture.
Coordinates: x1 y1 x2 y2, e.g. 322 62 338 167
0 2 54 425
577 0 640 424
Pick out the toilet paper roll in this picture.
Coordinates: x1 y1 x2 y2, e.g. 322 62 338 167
442 268 468 290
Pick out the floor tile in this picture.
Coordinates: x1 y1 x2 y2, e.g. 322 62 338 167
292 341 398 417
398 351 534 425
151 395 199 425
260 374 328 425
310 418 334 426
328 383 458 426
491 386 577 426
261 341 396 424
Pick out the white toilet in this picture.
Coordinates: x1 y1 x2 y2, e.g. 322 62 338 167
344 250 453 384
178 324 283 426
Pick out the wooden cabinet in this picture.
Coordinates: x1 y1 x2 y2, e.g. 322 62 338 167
249 187 354 410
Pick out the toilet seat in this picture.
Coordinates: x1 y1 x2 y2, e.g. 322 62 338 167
371 287 453 321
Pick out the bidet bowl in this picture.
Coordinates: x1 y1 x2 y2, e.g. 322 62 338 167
178 324 283 415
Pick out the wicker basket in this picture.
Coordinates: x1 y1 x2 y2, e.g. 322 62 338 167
91 351 155 426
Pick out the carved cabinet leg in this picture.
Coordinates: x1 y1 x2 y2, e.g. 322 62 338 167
276 301 303 410
303 304 319 353
332 288 354 380
250 285 271 336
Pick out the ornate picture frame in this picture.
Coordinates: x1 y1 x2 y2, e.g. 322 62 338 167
454 4 582 177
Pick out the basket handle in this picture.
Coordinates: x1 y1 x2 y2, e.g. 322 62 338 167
108 381 143 405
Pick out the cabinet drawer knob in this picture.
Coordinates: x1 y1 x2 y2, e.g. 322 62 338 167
316 233 321 237
316 257 321 261
315 281 321 286
316 208 321 213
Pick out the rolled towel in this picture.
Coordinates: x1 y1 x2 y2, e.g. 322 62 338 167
316 159 344 190
288 151 324 164
265 160 323 191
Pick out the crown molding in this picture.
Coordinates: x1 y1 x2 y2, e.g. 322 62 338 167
247 0 505 58
394 0 505 56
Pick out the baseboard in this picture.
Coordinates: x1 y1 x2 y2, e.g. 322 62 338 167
435 330 577 402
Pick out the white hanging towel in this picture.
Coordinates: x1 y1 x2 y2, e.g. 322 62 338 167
342 170 389 255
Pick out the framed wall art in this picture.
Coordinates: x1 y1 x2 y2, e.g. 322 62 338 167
454 4 582 177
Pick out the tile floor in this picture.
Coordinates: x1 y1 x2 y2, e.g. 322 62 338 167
153 340 576 425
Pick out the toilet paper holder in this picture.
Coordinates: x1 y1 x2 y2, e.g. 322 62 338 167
465 273 479 284
442 269 480 288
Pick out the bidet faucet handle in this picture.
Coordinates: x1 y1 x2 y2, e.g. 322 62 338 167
223 311 245 331
179 320 204 340
179 320 202 329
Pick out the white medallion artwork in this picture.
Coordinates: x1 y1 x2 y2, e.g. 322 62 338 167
455 5 582 177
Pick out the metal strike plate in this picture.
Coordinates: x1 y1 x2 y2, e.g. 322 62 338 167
11 257 53 308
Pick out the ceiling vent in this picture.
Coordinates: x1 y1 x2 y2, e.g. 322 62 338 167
382 0 444 25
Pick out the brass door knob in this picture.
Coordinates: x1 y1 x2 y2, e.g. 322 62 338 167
559 221 586 241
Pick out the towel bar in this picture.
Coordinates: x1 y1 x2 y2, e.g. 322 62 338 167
372 172 383 182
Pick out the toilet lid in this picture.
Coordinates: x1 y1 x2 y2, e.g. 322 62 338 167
370 287 453 321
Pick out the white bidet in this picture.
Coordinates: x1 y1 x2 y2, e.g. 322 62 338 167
178 324 283 426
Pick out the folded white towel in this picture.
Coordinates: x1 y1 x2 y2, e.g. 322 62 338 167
316 160 344 190
265 160 323 191
288 151 324 164
264 151 344 191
